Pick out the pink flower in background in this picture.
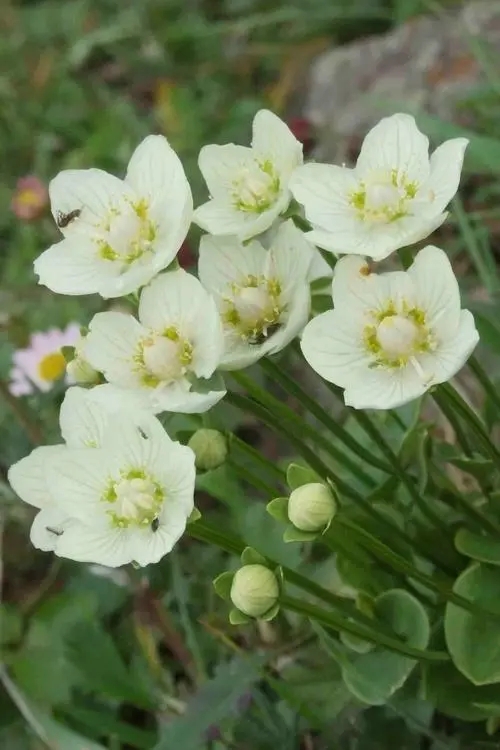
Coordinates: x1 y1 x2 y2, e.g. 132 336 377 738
9 324 81 396
11 175 49 221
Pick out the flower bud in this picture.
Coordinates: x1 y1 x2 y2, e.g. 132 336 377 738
188 428 227 471
230 564 279 618
288 482 336 532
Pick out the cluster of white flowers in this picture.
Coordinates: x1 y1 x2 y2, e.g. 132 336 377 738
9 109 479 567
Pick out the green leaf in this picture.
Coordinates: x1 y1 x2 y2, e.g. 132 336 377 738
154 655 265 749
229 608 251 625
240 546 266 566
1 670 106 749
0 605 22 646
213 572 234 601
286 463 318 490
279 661 352 728
325 590 430 705
445 563 500 685
423 661 500 721
447 455 495 481
260 602 280 622
340 630 374 654
455 528 500 566
266 497 289 523
65 621 156 708
283 527 317 543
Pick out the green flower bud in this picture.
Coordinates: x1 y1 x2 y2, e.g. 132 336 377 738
188 429 227 471
230 564 279 618
288 482 336 532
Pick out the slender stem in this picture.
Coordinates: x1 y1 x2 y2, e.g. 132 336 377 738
228 374 376 489
230 434 286 483
227 457 278 498
432 390 473 457
439 382 500 465
225 390 448 569
280 595 449 662
469 355 500 415
260 356 392 474
429 465 500 537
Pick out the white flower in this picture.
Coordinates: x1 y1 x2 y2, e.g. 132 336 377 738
301 246 479 410
198 220 312 370
290 113 468 261
8 387 116 552
84 269 226 414
8 388 196 567
34 136 192 298
193 110 303 241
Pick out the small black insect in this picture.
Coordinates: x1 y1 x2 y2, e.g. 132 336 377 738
248 323 281 346
151 517 160 532
56 208 81 229
46 526 63 536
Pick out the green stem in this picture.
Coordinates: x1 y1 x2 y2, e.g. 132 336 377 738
280 595 449 662
229 374 376 489
429 464 500 537
225 390 451 573
227 457 279 498
469 355 500 415
260 356 392 474
438 382 500 466
230 435 286 483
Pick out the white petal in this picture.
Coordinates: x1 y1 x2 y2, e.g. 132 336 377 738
331 255 371 305
198 235 267 295
151 384 226 414
34 239 119 296
85 312 145 385
30 507 74 552
55 524 135 567
140 269 209 332
264 219 314 297
130 501 189 566
269 283 311 354
126 135 193 265
219 337 268 370
49 169 132 235
194 199 283 241
8 446 65 509
308 247 333 282
301 310 368 388
416 310 478 385
47 449 110 526
87 383 155 413
355 113 430 183
306 210 447 261
290 163 358 232
251 109 303 179
332 265 415 326
198 144 254 199
59 386 110 448
419 138 468 214
408 245 461 338
344 365 426 410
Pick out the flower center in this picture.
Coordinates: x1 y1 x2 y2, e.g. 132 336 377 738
103 469 164 528
350 170 418 223
232 160 280 213
363 303 434 369
223 276 283 343
96 199 157 267
38 351 66 382
135 327 193 387
376 315 419 358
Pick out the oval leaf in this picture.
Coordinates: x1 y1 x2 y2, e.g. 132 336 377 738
455 529 500 566
340 590 430 705
445 563 500 685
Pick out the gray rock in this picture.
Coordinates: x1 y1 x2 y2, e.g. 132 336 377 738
306 0 500 162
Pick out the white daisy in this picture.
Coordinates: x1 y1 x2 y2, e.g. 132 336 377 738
193 110 303 241
84 269 226 414
301 246 479 410
34 135 192 298
290 113 468 261
198 220 312 369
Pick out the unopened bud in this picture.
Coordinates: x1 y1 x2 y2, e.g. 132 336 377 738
188 428 227 471
288 482 336 532
230 564 279 619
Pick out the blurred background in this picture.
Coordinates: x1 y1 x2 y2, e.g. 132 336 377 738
1 0 500 748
